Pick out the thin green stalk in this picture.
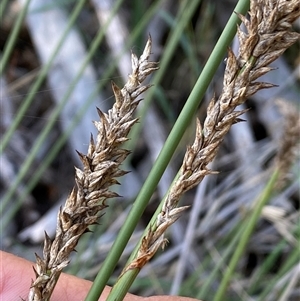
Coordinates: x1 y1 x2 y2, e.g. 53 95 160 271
0 0 87 155
86 0 201 299
159 7 201 78
0 0 31 75
247 231 297 295
131 0 144 48
180 263 205 296
127 0 201 150
213 168 280 301
0 0 9 19
85 1 249 300
197 225 245 299
1 0 161 229
257 231 300 301
1 0 124 229
195 197 280 299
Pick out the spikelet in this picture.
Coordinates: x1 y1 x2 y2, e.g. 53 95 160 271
125 0 300 271
28 37 158 301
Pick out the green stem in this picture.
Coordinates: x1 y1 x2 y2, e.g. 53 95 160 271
0 0 9 20
257 226 300 301
213 169 280 301
85 1 250 300
197 223 246 299
127 0 200 150
0 0 31 76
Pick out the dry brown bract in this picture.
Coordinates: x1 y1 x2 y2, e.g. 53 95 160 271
125 0 300 271
28 37 158 301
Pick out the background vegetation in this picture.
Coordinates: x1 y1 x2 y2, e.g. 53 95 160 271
1 0 299 300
